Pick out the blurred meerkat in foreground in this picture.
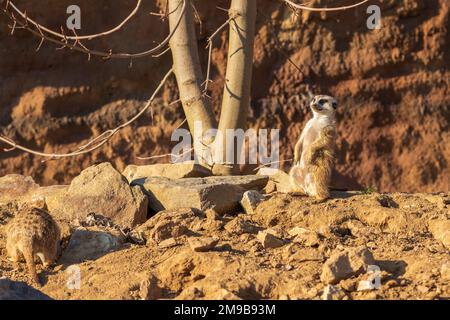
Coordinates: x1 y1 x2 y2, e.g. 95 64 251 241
6 207 61 285
289 95 337 201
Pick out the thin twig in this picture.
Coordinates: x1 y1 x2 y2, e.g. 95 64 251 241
203 17 232 92
2 0 187 59
7 0 143 41
253 158 294 171
283 0 369 12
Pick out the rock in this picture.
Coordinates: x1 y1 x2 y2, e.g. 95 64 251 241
225 216 259 235
257 230 284 249
240 190 264 214
441 262 450 281
135 208 203 244
123 162 211 183
140 274 163 300
0 278 52 300
0 175 69 210
428 219 450 250
257 168 291 193
52 163 148 228
60 227 124 265
158 237 180 249
188 237 219 252
320 246 376 284
0 174 39 205
322 285 346 300
289 227 321 247
33 185 68 211
136 175 268 215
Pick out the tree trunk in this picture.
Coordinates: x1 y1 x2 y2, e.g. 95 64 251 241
213 0 257 175
168 0 217 165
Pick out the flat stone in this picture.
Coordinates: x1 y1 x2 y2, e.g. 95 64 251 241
257 230 284 249
321 246 376 284
257 168 291 193
123 162 211 183
240 190 264 214
52 162 148 228
60 227 124 265
135 175 268 215
188 237 219 252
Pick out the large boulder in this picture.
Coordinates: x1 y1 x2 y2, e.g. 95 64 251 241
52 163 148 228
135 175 268 215
123 162 211 182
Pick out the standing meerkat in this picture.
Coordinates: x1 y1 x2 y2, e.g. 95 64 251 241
289 95 337 201
6 207 61 285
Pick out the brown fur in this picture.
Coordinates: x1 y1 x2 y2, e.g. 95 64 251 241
304 125 336 200
6 207 60 285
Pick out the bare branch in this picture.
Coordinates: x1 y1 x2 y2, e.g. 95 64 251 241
0 69 174 158
7 0 143 41
283 0 369 12
2 0 188 59
203 17 232 92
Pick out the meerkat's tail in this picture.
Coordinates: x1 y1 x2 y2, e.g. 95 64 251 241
22 239 40 286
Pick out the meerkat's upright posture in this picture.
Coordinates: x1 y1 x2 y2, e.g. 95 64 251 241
289 95 337 201
6 207 61 285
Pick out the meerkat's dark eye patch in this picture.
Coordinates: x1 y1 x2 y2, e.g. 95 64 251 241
317 99 325 106
332 101 337 109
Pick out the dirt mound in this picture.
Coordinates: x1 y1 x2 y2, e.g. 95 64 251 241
0 189 449 300
0 0 449 192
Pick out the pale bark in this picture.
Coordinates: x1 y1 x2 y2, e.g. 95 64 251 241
168 0 217 164
213 0 257 175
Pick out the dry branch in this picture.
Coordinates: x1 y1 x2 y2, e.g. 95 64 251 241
2 0 187 59
283 0 370 12
7 0 142 41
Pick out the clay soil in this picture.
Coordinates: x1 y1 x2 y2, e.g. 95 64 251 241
0 191 449 300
